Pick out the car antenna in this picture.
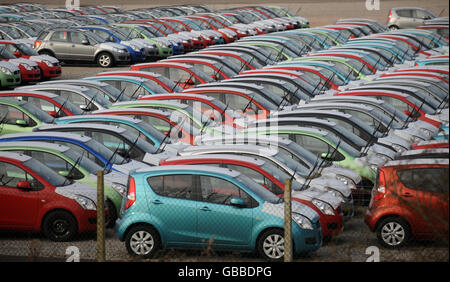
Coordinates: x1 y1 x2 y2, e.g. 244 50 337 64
113 86 127 103
274 46 286 62
402 99 425 130
382 112 396 138
129 81 145 100
62 150 86 186
237 56 255 74
242 95 255 113
318 72 336 94
155 123 174 154
0 113 8 135
121 135 140 164
212 64 224 81
103 142 123 174
54 96 69 118
362 119 384 155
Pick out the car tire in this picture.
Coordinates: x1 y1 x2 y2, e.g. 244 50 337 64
389 25 399 31
125 225 160 258
105 199 117 229
257 229 286 261
97 52 114 68
376 217 411 248
42 210 78 242
38 50 55 58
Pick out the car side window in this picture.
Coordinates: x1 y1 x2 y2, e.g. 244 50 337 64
69 31 89 44
293 134 346 162
225 164 283 195
397 167 449 193
147 174 195 200
50 31 69 42
2 105 36 127
199 175 252 206
413 9 433 19
396 9 413 18
27 151 84 180
25 97 58 113
0 161 42 189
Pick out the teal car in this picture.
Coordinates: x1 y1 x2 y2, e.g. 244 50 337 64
0 141 125 227
115 165 322 260
290 56 369 79
0 61 21 88
0 98 54 135
53 114 169 149
415 58 449 66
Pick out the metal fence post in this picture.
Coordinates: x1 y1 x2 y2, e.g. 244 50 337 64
97 170 105 262
284 178 293 262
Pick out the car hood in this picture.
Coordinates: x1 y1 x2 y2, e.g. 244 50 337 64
292 189 342 210
261 200 319 223
15 38 35 48
55 181 98 203
321 165 362 184
377 135 411 150
308 176 351 198
28 55 60 64
8 58 39 67
0 60 20 72
98 42 128 51
86 170 128 186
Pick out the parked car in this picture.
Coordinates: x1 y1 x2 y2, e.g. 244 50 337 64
387 7 436 30
365 158 448 248
34 28 131 67
115 165 322 260
0 151 99 241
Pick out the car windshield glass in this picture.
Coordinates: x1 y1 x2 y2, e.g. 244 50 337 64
120 128 158 153
52 95 85 115
236 173 280 204
143 80 168 94
85 30 107 44
23 158 69 186
16 42 39 56
0 45 16 59
21 102 54 123
84 88 113 107
0 25 22 39
134 119 168 143
63 147 103 174
324 132 361 157
272 150 311 176
84 138 126 164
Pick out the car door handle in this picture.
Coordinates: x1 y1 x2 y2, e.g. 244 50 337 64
152 199 163 205
200 206 211 212
401 193 413 198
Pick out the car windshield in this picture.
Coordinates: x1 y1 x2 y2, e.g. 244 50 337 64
52 95 85 115
0 45 16 59
0 25 22 39
270 150 311 176
63 147 104 174
324 131 361 157
143 80 168 94
21 102 54 123
23 158 69 187
236 173 281 204
15 42 39 56
134 119 168 143
84 138 126 164
154 75 184 92
84 88 113 107
85 30 109 44
120 128 158 153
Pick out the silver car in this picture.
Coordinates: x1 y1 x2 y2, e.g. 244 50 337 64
34 28 131 67
387 7 436 30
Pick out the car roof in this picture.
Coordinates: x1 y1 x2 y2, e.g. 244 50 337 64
0 131 92 142
163 154 266 166
17 84 89 92
57 114 144 124
85 75 148 82
142 93 216 101
181 144 280 156
135 164 241 178
0 90 60 99
0 141 70 153
111 100 189 109
399 148 449 156
37 123 127 134
0 151 31 162
92 107 171 117
275 107 355 118
39 79 111 87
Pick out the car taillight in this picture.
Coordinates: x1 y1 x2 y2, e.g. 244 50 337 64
388 10 392 21
374 169 386 201
34 40 42 48
124 177 136 210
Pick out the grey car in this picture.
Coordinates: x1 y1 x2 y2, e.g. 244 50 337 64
387 7 436 30
34 28 131 67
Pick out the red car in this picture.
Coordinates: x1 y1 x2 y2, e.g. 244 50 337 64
92 107 197 145
158 57 233 81
411 139 449 150
365 158 449 248
0 152 99 241
0 40 61 80
160 154 344 240
0 44 41 83
185 16 237 43
0 90 84 117
138 93 245 128
334 90 442 128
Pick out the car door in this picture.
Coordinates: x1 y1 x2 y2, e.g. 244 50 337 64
395 166 449 237
413 9 434 26
0 104 38 135
68 31 95 61
396 9 417 28
0 160 41 229
197 174 254 246
47 31 71 60
146 174 199 245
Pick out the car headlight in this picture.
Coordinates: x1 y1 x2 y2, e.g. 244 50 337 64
375 153 390 162
130 44 140 52
370 164 378 171
292 213 314 230
392 144 406 153
420 128 433 138
74 195 96 210
111 182 127 197
42 60 54 67
1 66 12 75
329 189 345 202
113 47 126 53
312 199 335 215
336 175 356 190
411 135 425 143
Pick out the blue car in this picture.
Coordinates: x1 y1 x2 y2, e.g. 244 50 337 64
0 131 150 174
77 26 147 62
115 165 322 260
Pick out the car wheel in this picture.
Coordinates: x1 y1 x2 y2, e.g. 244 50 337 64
257 229 286 261
42 210 77 242
97 52 114 68
38 50 55 58
105 199 117 229
389 25 399 31
376 217 410 248
125 225 160 258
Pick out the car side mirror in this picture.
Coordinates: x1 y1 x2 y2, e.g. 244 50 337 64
15 119 28 127
230 197 246 208
58 170 70 178
185 78 195 85
13 51 21 57
17 180 31 190
79 104 90 111
81 39 90 45
48 110 58 118
321 152 335 161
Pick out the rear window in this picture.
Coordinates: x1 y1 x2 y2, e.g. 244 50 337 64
396 167 449 193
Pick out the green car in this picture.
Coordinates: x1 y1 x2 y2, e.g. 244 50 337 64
0 141 126 227
0 98 54 135
241 125 377 183
108 101 230 136
113 24 173 59
290 56 368 80
0 61 21 88
234 41 296 61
